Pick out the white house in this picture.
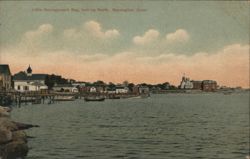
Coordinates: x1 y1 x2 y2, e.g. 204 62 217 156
115 86 129 94
13 66 48 92
89 87 97 93
72 82 86 87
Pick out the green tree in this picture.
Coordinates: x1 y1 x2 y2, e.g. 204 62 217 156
128 83 135 92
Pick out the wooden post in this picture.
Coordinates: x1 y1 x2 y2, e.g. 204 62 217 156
18 95 21 107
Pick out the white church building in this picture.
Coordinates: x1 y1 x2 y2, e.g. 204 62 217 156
179 75 193 89
13 65 48 92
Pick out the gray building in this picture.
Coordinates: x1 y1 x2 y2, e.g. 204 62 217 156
0 65 12 91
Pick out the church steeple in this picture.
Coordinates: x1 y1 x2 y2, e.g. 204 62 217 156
27 65 32 76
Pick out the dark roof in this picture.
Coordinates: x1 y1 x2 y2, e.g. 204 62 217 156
53 84 74 88
0 65 11 75
116 86 128 89
13 72 47 81
202 80 217 84
107 87 116 91
84 83 106 87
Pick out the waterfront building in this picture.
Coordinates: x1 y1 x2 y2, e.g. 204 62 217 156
0 64 12 91
107 87 116 94
89 87 97 93
133 85 140 94
139 86 150 94
78 85 105 93
81 82 107 93
133 85 149 94
115 86 129 94
72 82 86 88
53 84 78 92
78 85 89 93
96 86 105 93
202 80 217 91
179 76 193 89
191 80 202 90
13 65 48 92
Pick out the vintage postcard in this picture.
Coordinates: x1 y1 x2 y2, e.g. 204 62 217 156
0 0 249 159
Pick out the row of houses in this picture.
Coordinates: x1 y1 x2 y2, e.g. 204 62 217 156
0 65 149 94
78 85 129 94
0 65 220 93
179 76 217 91
53 83 149 94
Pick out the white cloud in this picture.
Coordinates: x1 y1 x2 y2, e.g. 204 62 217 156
24 24 53 40
133 29 159 45
104 29 120 38
84 21 120 39
17 24 54 55
63 21 120 40
166 29 190 43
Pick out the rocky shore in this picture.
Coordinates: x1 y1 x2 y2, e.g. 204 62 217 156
0 106 38 159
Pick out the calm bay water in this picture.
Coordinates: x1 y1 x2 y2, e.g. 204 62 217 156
11 93 249 159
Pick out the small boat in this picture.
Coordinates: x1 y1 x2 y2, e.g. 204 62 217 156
108 95 120 99
54 96 75 101
222 90 233 95
223 92 232 95
84 96 105 102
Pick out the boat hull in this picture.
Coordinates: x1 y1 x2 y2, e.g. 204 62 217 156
54 96 75 101
84 97 105 102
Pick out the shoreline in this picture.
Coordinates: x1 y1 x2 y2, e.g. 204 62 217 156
0 106 38 159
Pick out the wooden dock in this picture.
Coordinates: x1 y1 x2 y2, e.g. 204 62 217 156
0 90 150 106
0 90 79 106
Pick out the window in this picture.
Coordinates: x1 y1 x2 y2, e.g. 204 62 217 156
24 86 29 91
18 85 20 90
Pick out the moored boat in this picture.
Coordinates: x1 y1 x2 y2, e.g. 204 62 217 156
84 96 105 102
54 96 75 101
108 95 120 99
223 91 233 95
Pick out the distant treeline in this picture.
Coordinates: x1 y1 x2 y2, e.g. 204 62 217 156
44 74 178 91
45 74 73 89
